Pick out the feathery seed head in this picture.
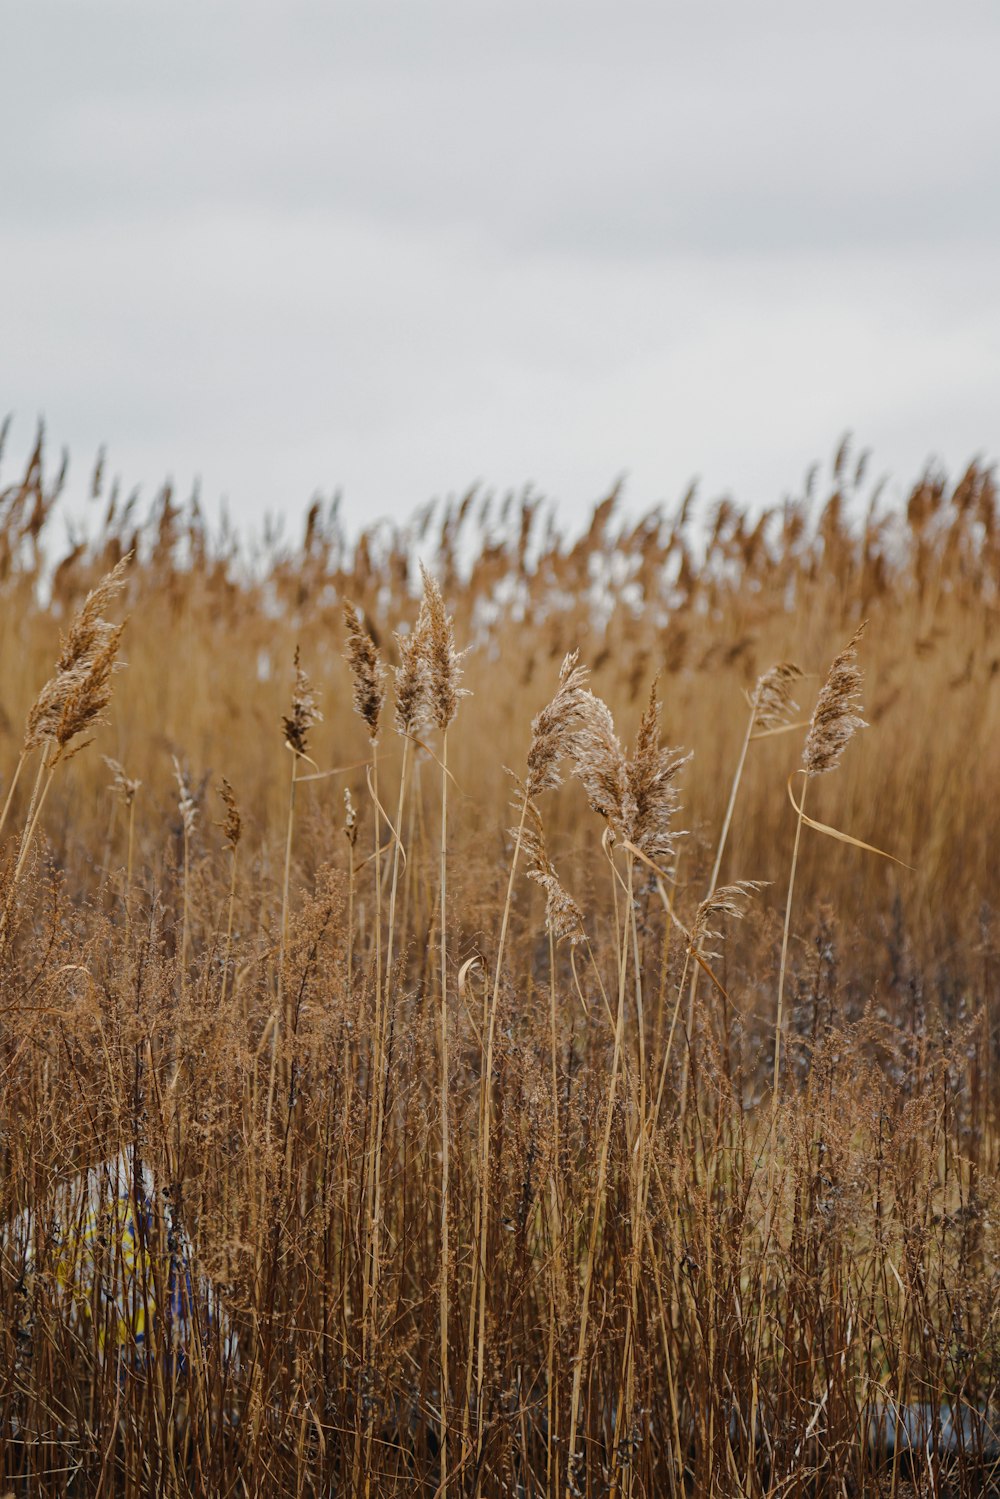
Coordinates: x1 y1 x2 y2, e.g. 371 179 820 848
172 756 197 837
343 786 359 849
343 603 386 740
56 555 130 675
51 623 125 763
26 667 86 751
803 624 867 777
625 679 689 866
519 804 585 946
393 606 430 736
571 680 687 867
25 556 130 757
105 756 141 808
217 778 241 849
525 651 591 798
692 880 766 952
752 662 803 732
283 645 323 756
418 562 468 731
572 689 628 830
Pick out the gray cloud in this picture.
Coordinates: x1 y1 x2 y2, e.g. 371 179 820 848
2 1 998 534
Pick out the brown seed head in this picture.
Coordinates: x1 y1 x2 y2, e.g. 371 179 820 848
803 624 867 777
624 679 689 866
752 662 803 732
393 606 430 735
343 786 359 849
343 603 386 740
572 689 628 832
525 651 590 798
25 555 130 756
692 880 766 953
419 562 468 731
26 666 86 751
105 756 141 808
172 756 197 837
571 680 687 866
283 645 323 756
56 554 130 675
217 778 242 849
50 623 125 763
519 804 585 946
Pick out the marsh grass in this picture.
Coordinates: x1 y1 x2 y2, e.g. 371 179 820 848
1 427 999 1497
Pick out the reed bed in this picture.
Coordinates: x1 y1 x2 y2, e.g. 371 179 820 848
0 423 999 1497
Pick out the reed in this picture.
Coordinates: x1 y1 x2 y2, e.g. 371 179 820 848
0 426 997 1498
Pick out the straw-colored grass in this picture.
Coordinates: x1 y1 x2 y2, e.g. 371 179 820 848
1 423 999 1497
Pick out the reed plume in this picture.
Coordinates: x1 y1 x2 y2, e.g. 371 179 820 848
3 556 129 914
752 661 804 733
802 623 867 775
392 607 430 736
216 777 241 852
419 561 467 733
571 678 687 867
343 601 386 741
690 879 764 954
524 650 590 798
282 645 323 757
521 805 585 946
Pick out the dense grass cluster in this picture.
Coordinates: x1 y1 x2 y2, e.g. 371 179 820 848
1 424 999 1497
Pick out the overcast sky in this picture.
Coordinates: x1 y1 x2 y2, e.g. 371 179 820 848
3 1 999 539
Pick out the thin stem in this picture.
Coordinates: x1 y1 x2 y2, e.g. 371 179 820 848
467 794 530 1467
220 844 238 1013
266 751 298 1139
0 748 27 842
566 842 632 1492
774 775 808 1112
439 727 451 1499
125 795 136 911
680 703 756 1113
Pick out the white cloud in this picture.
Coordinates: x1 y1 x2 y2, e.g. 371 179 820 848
2 1 998 536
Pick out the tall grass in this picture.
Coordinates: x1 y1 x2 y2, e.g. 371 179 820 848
1 424 999 1496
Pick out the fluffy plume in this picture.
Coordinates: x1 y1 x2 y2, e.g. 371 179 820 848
105 756 141 808
343 603 386 740
48 625 125 763
55 555 130 675
25 669 83 751
518 804 585 945
751 662 803 732
572 690 628 829
393 608 430 735
343 786 359 849
525 651 591 798
419 563 468 732
803 624 867 777
691 880 766 954
172 756 197 837
217 778 242 850
625 679 689 866
572 681 688 865
283 645 323 756
26 557 130 757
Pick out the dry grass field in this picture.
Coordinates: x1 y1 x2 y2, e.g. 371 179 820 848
1 423 999 1497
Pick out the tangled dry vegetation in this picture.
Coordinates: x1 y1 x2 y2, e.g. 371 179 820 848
1 424 999 1497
